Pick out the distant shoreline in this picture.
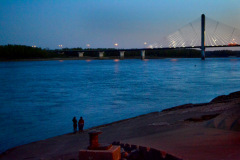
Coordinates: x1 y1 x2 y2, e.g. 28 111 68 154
0 56 167 62
2 45 240 62
1 56 238 62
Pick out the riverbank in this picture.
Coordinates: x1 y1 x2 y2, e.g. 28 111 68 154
0 56 166 62
2 56 240 62
1 91 240 160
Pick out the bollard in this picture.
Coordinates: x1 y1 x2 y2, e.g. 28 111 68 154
87 130 112 150
88 130 102 150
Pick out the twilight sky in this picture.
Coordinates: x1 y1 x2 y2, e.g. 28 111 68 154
0 0 240 49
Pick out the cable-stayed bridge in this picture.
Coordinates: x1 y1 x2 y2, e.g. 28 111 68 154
64 14 240 60
150 15 240 48
149 14 240 60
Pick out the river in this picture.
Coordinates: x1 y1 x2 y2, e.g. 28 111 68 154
0 58 240 153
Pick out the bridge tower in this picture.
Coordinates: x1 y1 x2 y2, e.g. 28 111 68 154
201 14 205 60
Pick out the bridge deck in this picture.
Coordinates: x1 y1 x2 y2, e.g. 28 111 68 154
62 45 240 52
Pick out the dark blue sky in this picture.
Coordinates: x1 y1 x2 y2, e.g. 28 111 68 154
0 0 240 49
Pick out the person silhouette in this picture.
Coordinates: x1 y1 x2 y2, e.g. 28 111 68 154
72 117 77 133
78 117 84 132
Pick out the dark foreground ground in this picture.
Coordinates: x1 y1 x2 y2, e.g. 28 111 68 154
1 91 240 160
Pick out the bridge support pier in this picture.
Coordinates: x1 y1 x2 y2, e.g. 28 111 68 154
99 52 104 59
201 14 205 60
141 50 145 60
119 51 125 60
201 49 205 60
78 52 84 58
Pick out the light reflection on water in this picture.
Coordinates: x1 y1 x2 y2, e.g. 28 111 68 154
0 58 240 153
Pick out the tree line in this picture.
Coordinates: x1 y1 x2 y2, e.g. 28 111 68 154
0 45 64 60
1 45 240 60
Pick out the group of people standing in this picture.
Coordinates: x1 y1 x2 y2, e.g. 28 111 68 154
72 116 84 133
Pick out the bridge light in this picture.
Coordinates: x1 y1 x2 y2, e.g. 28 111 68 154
148 45 153 48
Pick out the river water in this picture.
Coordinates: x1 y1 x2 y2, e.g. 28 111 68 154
0 58 240 153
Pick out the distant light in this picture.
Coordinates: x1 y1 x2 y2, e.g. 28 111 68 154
86 44 90 47
171 59 178 62
148 45 153 49
114 59 119 62
86 59 91 62
32 45 36 48
144 42 147 45
114 43 118 47
58 45 63 48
